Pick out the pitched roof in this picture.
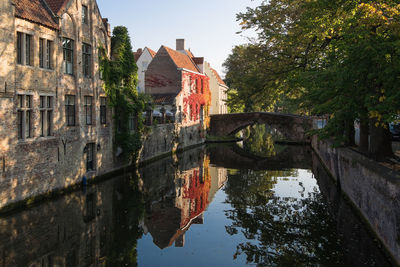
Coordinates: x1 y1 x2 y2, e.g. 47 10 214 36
14 0 59 30
211 68 226 86
185 49 194 58
163 46 200 73
45 0 69 15
147 47 157 58
133 49 143 62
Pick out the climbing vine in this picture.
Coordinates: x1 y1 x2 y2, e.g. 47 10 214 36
99 26 150 161
182 72 211 127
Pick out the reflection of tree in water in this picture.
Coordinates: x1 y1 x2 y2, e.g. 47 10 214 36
224 169 345 267
104 172 145 267
242 125 286 158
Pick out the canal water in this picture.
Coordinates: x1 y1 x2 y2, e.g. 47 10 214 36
0 134 395 266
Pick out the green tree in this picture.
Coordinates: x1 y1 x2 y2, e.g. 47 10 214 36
100 26 150 161
226 0 400 159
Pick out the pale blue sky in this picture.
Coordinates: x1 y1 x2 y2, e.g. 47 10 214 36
96 0 261 76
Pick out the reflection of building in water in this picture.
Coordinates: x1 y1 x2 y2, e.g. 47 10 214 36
208 166 228 203
141 147 227 249
0 174 142 267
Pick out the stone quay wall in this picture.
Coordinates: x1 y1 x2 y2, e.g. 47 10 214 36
139 123 206 163
312 136 400 264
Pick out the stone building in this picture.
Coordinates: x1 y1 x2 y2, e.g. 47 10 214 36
0 0 112 208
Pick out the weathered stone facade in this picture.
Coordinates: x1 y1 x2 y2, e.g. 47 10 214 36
0 0 113 208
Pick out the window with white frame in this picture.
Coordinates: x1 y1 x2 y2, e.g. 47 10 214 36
17 94 32 139
39 96 53 137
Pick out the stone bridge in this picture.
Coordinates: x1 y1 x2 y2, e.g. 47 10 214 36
209 112 313 143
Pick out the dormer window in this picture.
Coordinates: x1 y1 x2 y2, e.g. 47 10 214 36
82 5 88 24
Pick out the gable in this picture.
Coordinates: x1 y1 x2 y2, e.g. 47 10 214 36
163 46 200 73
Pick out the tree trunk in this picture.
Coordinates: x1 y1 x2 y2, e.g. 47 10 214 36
344 118 355 146
359 116 369 154
369 118 393 160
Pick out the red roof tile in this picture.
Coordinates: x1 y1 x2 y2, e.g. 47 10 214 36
147 47 157 58
163 46 200 73
185 49 194 58
211 68 226 86
45 0 69 15
15 0 59 30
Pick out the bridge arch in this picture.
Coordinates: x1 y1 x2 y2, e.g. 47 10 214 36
209 112 313 144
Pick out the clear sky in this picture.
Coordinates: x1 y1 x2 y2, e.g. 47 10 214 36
96 0 261 77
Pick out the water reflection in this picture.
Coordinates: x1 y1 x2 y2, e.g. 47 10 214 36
140 147 227 249
0 142 394 266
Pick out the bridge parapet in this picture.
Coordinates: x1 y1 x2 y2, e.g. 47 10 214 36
209 112 313 144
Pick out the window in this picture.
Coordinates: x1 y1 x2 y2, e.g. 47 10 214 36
196 79 200 93
65 95 75 126
40 39 52 69
84 96 92 125
39 96 53 136
46 40 52 69
25 34 32 66
39 38 44 68
82 5 88 25
16 32 32 66
86 143 95 171
82 43 91 77
63 38 74 74
128 113 135 132
100 97 107 124
17 94 32 139
98 48 105 80
17 32 22 64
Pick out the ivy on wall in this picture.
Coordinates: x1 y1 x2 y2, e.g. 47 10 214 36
182 72 211 127
99 26 150 161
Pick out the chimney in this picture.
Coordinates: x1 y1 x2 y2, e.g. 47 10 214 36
176 39 185 51
137 48 143 54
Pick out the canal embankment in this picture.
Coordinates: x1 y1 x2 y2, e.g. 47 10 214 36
0 123 206 214
312 136 400 265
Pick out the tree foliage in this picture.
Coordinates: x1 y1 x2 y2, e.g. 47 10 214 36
224 0 400 158
100 26 150 161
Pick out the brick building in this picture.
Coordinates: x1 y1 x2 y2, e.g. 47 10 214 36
0 0 113 208
145 39 211 128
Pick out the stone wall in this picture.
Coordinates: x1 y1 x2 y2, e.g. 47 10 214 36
312 136 400 264
139 123 206 163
